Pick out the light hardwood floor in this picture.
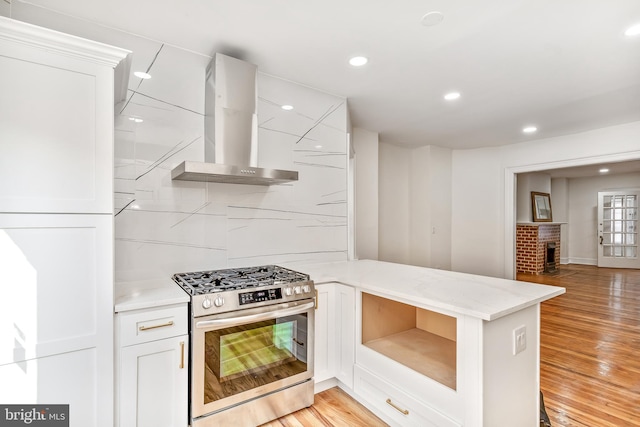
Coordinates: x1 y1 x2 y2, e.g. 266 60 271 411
518 264 640 427
260 386 388 427
264 264 639 427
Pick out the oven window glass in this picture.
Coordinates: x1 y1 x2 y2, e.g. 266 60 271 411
203 313 308 404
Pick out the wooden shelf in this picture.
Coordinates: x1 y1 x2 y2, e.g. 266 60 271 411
364 328 456 390
361 292 457 390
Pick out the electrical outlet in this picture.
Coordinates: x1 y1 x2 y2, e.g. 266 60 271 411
513 325 527 355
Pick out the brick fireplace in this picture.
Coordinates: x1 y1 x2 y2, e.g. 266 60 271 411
516 224 561 274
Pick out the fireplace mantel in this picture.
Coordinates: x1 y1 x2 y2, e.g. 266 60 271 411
516 222 567 226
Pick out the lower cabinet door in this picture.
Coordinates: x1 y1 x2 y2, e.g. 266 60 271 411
314 283 335 384
335 284 355 388
119 335 188 427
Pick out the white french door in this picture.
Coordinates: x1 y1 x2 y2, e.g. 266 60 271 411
597 190 640 269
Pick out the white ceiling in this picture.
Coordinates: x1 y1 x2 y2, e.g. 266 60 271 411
545 160 640 179
8 0 640 150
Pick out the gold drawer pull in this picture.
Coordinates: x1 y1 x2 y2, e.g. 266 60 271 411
179 341 185 369
386 398 409 415
139 320 174 331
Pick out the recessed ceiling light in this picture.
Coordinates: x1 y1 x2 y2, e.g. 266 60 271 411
128 117 143 123
421 11 444 27
134 71 152 79
315 145 323 149
281 105 294 111
444 92 461 101
599 168 610 173
522 126 538 134
624 23 640 37
349 56 368 67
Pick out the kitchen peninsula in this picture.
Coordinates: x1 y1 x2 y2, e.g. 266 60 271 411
114 259 563 427
297 259 565 427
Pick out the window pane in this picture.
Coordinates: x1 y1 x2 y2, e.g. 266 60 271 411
626 195 637 208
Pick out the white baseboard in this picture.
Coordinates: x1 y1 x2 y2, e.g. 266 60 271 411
566 257 597 266
314 378 338 394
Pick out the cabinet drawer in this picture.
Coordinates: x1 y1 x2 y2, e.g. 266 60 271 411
118 304 188 346
354 365 461 427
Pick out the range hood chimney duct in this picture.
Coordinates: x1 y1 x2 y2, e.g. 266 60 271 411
171 54 298 185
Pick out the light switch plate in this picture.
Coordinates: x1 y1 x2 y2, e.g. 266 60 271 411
513 325 527 355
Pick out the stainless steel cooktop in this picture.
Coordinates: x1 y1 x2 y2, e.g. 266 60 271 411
172 265 314 316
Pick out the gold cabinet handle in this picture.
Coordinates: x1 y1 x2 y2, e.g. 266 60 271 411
179 341 185 369
386 398 409 415
315 289 318 310
139 320 174 331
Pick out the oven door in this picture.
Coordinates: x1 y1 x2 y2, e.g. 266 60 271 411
191 299 315 418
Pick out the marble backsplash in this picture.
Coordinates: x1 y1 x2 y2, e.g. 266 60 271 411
5 4 350 281
114 48 349 281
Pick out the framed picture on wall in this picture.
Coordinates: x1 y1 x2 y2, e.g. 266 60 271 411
531 191 553 222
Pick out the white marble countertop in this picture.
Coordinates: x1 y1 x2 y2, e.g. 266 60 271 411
288 260 565 321
115 277 189 313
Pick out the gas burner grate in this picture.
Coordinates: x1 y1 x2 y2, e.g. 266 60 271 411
172 265 309 296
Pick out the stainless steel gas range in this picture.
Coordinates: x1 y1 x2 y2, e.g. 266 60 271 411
172 265 315 427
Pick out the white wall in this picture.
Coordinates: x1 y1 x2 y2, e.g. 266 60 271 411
516 173 551 222
113 68 349 281
379 142 410 263
14 6 350 281
409 145 452 269
550 178 569 262
378 143 452 269
353 127 379 260
409 147 431 267
429 146 452 270
562 172 640 265
452 120 640 278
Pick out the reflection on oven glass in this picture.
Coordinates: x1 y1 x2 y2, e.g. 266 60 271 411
203 314 308 404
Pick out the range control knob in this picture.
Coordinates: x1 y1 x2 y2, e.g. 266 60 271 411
284 287 293 296
214 296 225 307
302 285 311 293
202 296 212 309
294 286 302 295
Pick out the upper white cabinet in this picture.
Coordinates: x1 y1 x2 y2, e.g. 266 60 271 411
0 16 129 214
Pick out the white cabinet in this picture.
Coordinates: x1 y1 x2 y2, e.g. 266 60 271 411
353 289 541 427
117 304 189 427
314 284 334 384
313 283 355 390
335 284 355 387
0 17 128 214
0 214 114 427
0 16 129 427
354 365 460 427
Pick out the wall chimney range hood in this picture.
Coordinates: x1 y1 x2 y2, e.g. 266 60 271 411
171 54 298 185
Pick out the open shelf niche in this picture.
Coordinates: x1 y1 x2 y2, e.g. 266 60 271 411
361 292 457 390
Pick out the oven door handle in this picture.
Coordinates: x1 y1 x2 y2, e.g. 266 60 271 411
195 300 315 329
